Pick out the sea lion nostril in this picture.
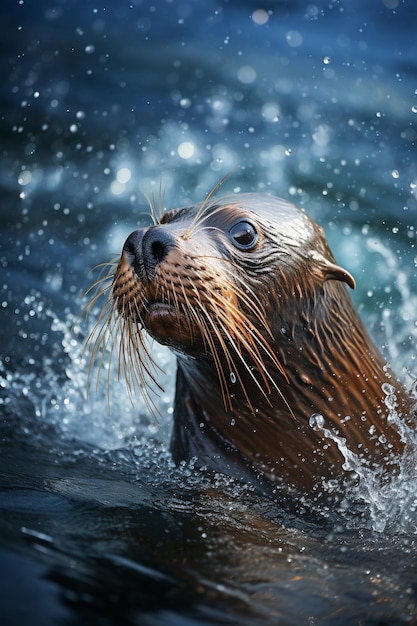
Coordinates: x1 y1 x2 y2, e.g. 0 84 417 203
150 239 167 263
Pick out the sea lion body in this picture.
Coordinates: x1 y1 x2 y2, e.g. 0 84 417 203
95 193 412 494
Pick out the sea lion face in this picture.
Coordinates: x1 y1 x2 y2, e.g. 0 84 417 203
113 204 240 351
112 193 354 355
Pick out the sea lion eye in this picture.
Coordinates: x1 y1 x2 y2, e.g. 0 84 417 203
229 220 259 250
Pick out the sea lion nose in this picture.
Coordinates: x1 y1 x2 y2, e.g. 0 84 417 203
142 227 175 267
123 226 175 281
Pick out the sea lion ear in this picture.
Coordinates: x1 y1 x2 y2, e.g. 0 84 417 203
309 251 356 289
322 261 356 289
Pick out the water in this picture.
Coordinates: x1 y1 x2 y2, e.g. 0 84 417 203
1 0 417 623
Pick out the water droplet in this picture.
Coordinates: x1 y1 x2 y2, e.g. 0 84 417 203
252 9 269 25
237 65 257 84
18 170 32 186
309 413 324 431
230 372 236 384
177 141 195 159
286 30 303 48
116 167 131 184
391 169 399 179
382 382 395 396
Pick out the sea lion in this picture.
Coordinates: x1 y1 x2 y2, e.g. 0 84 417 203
87 193 413 494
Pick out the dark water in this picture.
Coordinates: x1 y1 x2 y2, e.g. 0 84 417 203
1 0 417 624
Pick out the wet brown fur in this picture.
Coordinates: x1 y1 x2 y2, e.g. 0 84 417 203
86 193 413 494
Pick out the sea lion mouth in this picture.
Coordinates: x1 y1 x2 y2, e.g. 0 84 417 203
144 301 193 348
146 301 180 329
147 301 176 318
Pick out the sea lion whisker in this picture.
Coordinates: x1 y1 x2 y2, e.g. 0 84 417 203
119 317 140 400
181 293 232 409
182 224 226 240
125 299 164 388
191 288 267 412
183 211 236 239
220 318 295 417
85 296 113 346
188 257 274 338
118 316 163 419
211 300 274 391
178 281 232 405
205 323 235 412
182 170 236 240
209 286 288 384
119 321 144 408
86 304 117 407
83 284 114 320
226 276 274 338
214 314 270 412
181 268 277 389
86 275 163 417
144 177 166 225
223 288 287 379
85 292 115 357
84 261 118 296
196 304 240 411
209 312 260 412
85 271 116 296
133 290 148 322
178 281 197 342
87 257 120 277
78 259 117 332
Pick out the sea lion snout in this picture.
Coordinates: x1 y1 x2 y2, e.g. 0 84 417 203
123 226 176 282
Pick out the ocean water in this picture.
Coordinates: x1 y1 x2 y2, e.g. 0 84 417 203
1 0 417 624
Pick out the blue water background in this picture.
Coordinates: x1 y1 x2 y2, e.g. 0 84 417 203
1 0 417 624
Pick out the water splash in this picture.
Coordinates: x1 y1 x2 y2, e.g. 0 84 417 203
309 382 417 534
0 292 176 451
366 237 417 383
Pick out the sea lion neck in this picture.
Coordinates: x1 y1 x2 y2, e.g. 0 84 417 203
170 277 409 493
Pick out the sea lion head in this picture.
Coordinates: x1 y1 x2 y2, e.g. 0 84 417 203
111 193 354 370
88 193 357 415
